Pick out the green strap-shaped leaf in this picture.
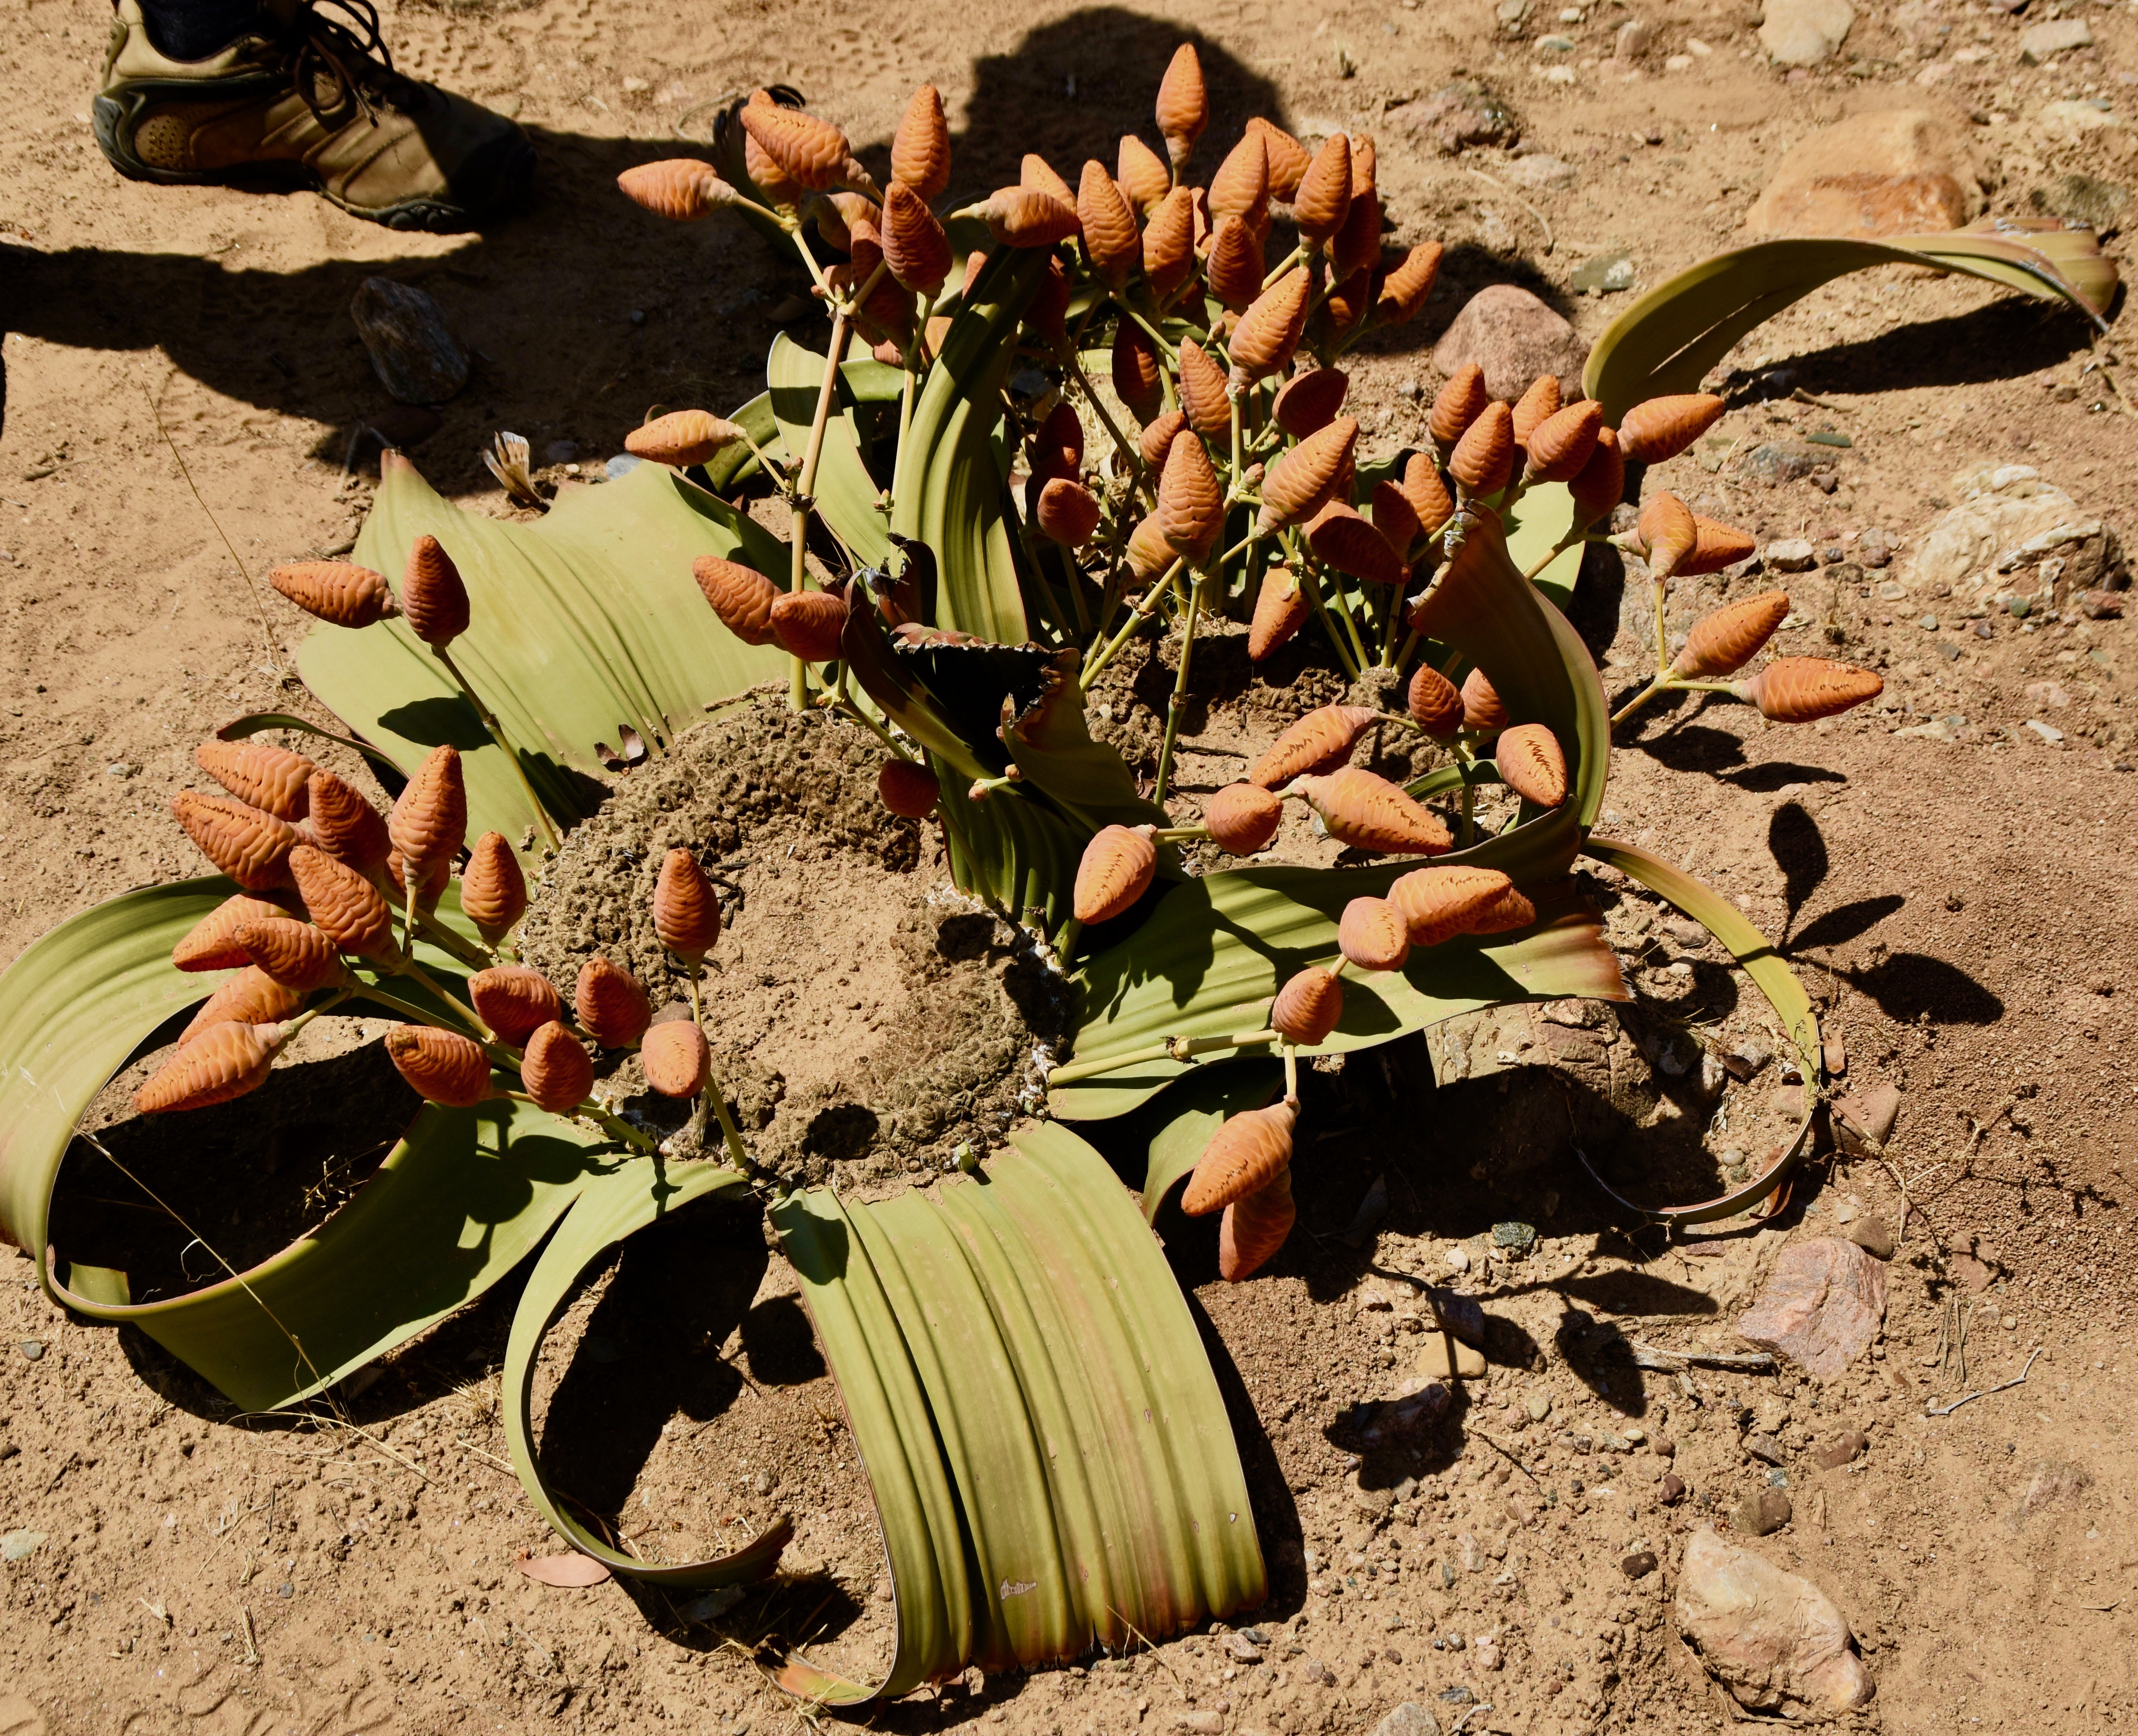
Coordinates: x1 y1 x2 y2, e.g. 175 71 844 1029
1576 837 1823 1226
0 878 616 1411
768 1125 1264 1703
891 249 1048 642
316 455 792 850
1500 480 1586 611
766 333 896 569
500 1156 795 1587
1585 222 2117 423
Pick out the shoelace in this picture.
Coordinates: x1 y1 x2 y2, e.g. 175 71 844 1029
282 0 405 129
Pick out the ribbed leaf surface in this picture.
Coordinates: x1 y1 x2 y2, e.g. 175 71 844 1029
769 1125 1265 1701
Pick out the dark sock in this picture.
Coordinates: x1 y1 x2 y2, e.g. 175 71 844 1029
137 0 264 60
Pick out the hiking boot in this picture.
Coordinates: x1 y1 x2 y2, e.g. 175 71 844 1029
93 0 534 231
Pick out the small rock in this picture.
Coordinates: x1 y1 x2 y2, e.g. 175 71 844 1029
1745 108 1976 235
1431 285 1588 404
1858 528 1893 568
1370 1705 1443 1736
1352 1480 1396 1521
1763 538 1819 573
348 277 469 406
2078 589 2124 620
0 1530 45 1563
1444 1243 1471 1273
1831 1083 1900 1157
1424 1288 1486 1347
1417 1333 1488 1380
1401 80 1521 154
2020 17 2092 62
1844 1216 1895 1261
18 1341 44 1361
1744 1433 1787 1467
679 1586 746 1623
1222 1632 1265 1663
1659 1473 1687 1504
1472 1631 1503 1671
1757 0 1856 66
1678 1529 1873 1714
1502 153 1576 190
1615 17 1657 57
1491 1220 1538 1253
1360 1382 1451 1445
1732 1487 1794 1537
2014 1458 2092 1521
1621 1549 1659 1580
1949 1252 1995 1293
1570 250 1637 295
1722 1039 1771 1081
1741 444 1823 486
1526 1392 1553 1423
1736 1238 1888 1379
1175 1713 1226 1736
1812 1429 1867 1470
2026 719 2065 745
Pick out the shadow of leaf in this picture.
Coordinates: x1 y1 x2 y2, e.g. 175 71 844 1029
1788 894 1905 955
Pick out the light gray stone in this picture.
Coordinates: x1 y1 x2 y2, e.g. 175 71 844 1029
1677 1530 1874 1715
2021 18 2093 63
1371 1705 1443 1736
1763 538 1817 573
1758 0 1855 66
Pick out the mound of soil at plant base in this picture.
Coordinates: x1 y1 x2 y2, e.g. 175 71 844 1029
515 691 1072 1187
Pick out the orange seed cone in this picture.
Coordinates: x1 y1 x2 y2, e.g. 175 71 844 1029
1248 117 1311 200
1568 425 1625 527
1511 375 1562 449
1672 590 1791 679
288 845 397 960
1220 1167 1295 1282
1271 967 1342 1045
1617 392 1727 466
1407 664 1466 739
1077 161 1140 288
1734 658 1885 723
196 739 313 821
388 744 468 884
1205 215 1265 313
1248 567 1312 661
1636 491 1699 583
1182 1100 1296 1215
1073 824 1158 924
304 770 391 873
1157 429 1224 560
135 1019 284 1113
627 408 745 467
1207 129 1269 233
172 892 296 972
1306 500 1405 588
891 85 951 202
1203 782 1283 855
653 847 720 960
1154 43 1208 171
521 1021 594 1113
879 759 940 818
460 831 529 941
1523 399 1605 484
1339 895 1412 971
1428 364 1490 451
576 955 653 1048
1294 767 1452 855
1177 340 1232 437
641 1019 712 1097
1375 241 1442 326
1448 401 1514 497
1257 415 1357 534
1460 667 1507 735
172 791 299 891
1401 452 1455 540
1141 185 1197 295
401 534 469 648
769 588 850 662
1228 266 1312 389
470 965 563 1046
1116 133 1171 214
269 560 399 629
1292 133 1351 245
1113 318 1166 424
1036 478 1102 546
179 967 303 1045
1248 703 1380 789
384 1025 495 1108
692 557 781 646
1389 865 1516 947
235 917 346 992
1495 722 1568 807
1273 368 1348 438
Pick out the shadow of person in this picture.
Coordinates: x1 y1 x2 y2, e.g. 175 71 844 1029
0 13 1420 477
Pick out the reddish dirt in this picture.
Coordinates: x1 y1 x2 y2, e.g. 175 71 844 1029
4 0 2138 1732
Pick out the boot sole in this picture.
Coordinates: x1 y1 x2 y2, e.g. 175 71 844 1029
93 89 531 233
